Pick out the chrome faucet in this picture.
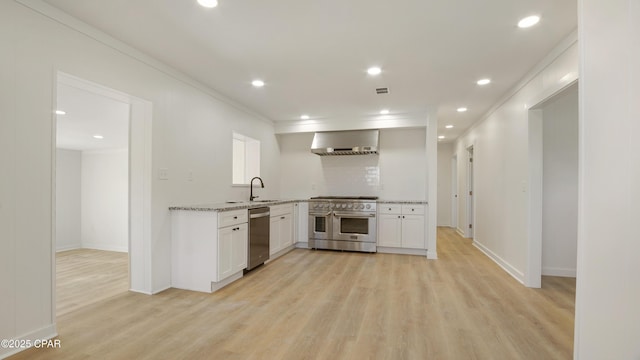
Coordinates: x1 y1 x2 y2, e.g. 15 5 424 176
249 176 264 201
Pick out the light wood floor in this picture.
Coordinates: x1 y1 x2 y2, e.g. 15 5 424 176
55 249 129 317
12 228 575 359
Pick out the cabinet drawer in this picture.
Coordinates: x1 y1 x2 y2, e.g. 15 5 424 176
270 204 293 217
402 205 425 215
218 209 248 228
378 204 402 214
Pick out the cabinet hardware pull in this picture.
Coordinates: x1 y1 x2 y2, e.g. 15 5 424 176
233 216 238 219
403 216 405 218
398 216 401 219
281 216 285 219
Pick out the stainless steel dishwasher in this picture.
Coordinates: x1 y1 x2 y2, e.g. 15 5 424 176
247 207 270 271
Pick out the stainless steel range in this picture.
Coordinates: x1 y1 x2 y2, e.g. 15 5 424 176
308 196 377 252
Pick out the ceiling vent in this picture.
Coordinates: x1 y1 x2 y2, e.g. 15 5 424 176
376 87 389 94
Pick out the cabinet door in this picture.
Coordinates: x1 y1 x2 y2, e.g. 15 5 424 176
378 214 402 247
280 214 293 248
402 215 425 249
217 226 234 281
232 223 248 273
269 216 281 256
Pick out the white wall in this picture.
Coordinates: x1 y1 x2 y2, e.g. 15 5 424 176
452 37 578 282
0 1 281 355
278 128 426 200
575 0 640 358
437 143 453 226
541 85 578 277
55 149 82 251
81 150 128 252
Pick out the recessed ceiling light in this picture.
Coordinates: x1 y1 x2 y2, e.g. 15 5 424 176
445 125 454 129
367 67 382 76
457 107 467 112
93 135 104 139
251 80 265 87
379 109 390 115
438 135 445 139
518 15 540 28
300 114 310 120
197 0 218 8
55 110 66 115
477 78 491 86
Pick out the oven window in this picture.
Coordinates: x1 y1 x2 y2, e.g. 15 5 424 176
340 218 369 234
314 217 327 233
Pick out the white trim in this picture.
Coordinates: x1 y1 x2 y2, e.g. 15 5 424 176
295 242 309 249
377 247 428 256
0 324 57 359
473 240 525 284
542 267 577 278
427 249 438 259
15 0 273 126
55 245 81 252
456 227 465 237
81 243 128 253
526 109 544 288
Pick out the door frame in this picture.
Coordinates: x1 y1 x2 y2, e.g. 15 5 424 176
451 154 458 229
53 72 153 299
526 80 578 288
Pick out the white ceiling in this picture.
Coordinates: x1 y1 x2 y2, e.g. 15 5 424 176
56 83 129 151
44 0 576 142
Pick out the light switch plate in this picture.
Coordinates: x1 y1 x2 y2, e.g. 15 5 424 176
158 168 169 180
188 170 194 181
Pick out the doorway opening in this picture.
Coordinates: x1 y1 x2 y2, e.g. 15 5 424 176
53 72 153 317
466 146 474 238
55 76 130 315
527 81 579 288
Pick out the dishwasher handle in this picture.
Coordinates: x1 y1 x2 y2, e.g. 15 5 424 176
249 212 270 219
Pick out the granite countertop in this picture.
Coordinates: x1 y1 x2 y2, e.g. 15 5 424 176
170 199 427 212
169 199 300 212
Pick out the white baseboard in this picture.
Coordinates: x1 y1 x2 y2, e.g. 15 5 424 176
472 240 525 284
427 249 438 259
81 243 128 253
456 227 465 237
377 247 428 256
0 324 57 359
295 242 309 249
55 244 81 252
542 267 577 277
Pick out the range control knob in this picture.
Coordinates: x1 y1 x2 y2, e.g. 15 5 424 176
348 204 353 209
365 204 371 209
359 204 365 209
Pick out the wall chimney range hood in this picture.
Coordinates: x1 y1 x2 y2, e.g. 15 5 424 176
311 129 379 156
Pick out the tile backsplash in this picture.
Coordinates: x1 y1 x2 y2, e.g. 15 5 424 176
320 156 381 196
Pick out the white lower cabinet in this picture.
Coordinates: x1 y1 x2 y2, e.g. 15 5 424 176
378 204 426 250
217 222 248 281
171 209 248 293
270 204 294 256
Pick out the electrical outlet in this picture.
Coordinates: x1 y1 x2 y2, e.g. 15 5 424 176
188 170 194 181
158 168 169 180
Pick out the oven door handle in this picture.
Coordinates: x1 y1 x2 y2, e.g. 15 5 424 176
333 213 376 218
310 212 332 217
